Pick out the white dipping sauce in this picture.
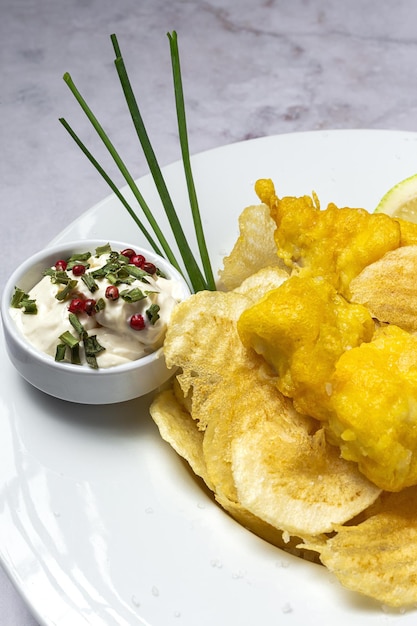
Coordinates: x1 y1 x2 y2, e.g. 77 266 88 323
10 247 185 368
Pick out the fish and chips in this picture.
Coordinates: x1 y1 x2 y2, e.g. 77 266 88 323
150 178 417 609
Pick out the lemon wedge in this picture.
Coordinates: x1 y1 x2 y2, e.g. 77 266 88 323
375 173 417 222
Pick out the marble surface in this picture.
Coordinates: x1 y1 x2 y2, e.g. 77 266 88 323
2 0 417 623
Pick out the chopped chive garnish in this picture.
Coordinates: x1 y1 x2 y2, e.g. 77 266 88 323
95 298 105 312
120 287 146 303
59 330 80 349
67 251 91 262
45 269 71 284
104 272 119 285
91 264 116 278
60 32 215 293
10 287 38 314
68 312 86 337
71 344 82 365
81 272 99 292
91 258 136 285
95 243 112 256
55 343 67 362
85 353 99 369
125 265 147 280
11 288 31 309
22 300 38 314
56 320 105 368
55 279 78 301
146 303 160 325
66 260 89 271
84 334 105 370
156 267 167 279
84 335 106 354
66 252 91 270
117 274 135 285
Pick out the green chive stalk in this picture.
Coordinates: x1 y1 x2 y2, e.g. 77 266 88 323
110 34 207 292
168 32 216 290
60 74 181 273
60 32 215 293
59 117 164 257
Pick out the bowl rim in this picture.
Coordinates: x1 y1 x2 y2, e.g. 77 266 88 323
1 238 191 376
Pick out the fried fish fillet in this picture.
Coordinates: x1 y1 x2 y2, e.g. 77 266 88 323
255 178 402 298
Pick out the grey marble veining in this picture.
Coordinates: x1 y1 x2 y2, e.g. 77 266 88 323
2 0 417 623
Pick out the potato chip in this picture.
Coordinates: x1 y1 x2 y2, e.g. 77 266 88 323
198 371 313 505
233 265 289 302
350 244 417 332
150 388 212 489
151 365 317 557
232 418 380 536
218 204 286 290
162 269 290 429
302 487 417 607
215 492 321 561
151 385 319 559
163 289 251 377
162 289 256 429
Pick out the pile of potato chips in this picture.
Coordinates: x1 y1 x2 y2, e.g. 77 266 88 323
150 180 417 609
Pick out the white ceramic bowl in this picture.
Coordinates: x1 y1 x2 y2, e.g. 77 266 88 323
1 240 191 404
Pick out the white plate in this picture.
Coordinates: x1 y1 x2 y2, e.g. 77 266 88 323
2 129 417 626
